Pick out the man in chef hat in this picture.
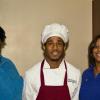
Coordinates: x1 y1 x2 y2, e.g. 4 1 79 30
23 23 81 100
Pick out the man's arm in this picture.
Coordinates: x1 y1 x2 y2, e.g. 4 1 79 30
22 73 34 100
72 71 81 100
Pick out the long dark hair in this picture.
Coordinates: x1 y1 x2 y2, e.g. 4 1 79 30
88 35 100 67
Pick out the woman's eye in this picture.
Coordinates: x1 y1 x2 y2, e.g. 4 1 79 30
94 46 100 49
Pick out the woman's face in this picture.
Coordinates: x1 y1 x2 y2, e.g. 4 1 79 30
93 38 100 64
44 36 65 61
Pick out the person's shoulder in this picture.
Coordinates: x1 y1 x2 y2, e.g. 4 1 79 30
82 67 91 77
26 61 41 72
0 56 16 68
24 61 42 83
0 56 22 79
25 61 42 78
66 61 80 75
65 60 81 81
65 60 81 84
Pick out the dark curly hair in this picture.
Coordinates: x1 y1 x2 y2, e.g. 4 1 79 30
0 27 6 50
0 26 6 42
88 35 100 67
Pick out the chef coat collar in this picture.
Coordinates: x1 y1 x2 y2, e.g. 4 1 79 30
43 59 65 69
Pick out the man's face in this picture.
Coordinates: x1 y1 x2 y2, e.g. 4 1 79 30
44 36 65 61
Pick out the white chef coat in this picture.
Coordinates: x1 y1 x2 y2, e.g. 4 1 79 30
22 59 81 100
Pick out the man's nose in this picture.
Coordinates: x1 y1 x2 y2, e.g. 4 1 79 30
53 43 58 50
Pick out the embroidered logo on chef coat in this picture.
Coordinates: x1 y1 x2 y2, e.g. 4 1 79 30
68 79 77 83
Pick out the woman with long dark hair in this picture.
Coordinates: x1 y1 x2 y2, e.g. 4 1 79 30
79 35 100 100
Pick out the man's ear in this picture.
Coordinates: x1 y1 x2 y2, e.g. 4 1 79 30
41 43 45 51
42 45 45 50
64 41 69 50
64 46 66 50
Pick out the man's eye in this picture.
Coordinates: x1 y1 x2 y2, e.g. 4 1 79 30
47 42 53 45
58 42 63 45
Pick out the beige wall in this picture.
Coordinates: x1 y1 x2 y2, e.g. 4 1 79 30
0 0 92 75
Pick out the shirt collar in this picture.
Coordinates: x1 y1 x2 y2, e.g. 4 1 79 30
43 59 65 69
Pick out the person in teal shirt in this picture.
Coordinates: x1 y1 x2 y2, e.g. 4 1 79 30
0 26 23 100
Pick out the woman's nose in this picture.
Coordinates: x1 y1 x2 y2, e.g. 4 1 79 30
97 46 100 51
98 47 100 51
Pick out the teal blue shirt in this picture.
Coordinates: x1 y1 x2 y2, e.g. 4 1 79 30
0 56 23 100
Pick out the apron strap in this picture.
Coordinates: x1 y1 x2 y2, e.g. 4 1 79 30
64 60 67 85
40 60 45 86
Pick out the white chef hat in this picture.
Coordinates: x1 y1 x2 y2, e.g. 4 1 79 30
41 23 69 44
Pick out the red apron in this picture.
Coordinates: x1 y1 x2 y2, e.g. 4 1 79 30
36 60 71 100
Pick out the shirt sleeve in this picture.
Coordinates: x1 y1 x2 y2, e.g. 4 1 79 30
1 58 23 100
22 72 35 100
72 71 81 100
